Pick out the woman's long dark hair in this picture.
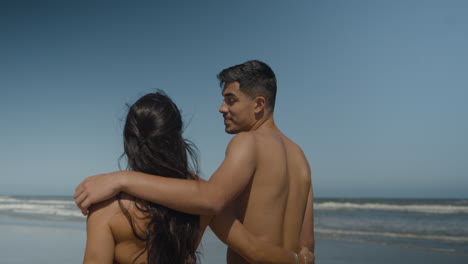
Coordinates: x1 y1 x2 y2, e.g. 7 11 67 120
120 91 200 264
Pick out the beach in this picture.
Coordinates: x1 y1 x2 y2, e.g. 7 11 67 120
1 195 467 263
2 217 467 264
316 237 468 264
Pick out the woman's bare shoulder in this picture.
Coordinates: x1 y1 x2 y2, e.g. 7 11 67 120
88 196 122 221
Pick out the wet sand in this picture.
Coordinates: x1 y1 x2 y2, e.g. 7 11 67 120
1 215 467 264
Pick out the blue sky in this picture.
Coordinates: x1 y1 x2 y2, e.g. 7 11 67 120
1 0 467 198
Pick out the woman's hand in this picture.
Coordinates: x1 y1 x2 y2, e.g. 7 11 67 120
299 247 315 264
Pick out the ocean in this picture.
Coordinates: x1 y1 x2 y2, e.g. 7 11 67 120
314 198 468 256
1 195 468 263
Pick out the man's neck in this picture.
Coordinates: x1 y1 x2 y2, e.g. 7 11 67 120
249 113 277 132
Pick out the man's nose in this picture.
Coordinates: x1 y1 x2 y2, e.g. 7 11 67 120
219 101 228 114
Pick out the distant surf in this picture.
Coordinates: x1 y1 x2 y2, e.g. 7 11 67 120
1 195 467 255
315 200 468 214
0 195 84 221
314 198 468 255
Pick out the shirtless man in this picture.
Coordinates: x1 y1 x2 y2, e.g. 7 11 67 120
74 60 314 263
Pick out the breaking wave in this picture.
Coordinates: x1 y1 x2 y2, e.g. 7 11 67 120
314 201 468 215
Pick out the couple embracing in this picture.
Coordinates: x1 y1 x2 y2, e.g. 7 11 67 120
74 60 314 264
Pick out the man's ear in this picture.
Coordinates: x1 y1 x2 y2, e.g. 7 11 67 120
254 96 266 114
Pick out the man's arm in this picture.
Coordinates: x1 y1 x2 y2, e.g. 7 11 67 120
209 204 311 264
83 200 115 264
75 133 256 216
299 185 315 263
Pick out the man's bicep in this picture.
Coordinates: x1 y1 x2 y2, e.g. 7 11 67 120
300 185 314 251
209 133 257 205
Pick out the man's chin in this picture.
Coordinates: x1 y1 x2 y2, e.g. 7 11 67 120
224 126 238 134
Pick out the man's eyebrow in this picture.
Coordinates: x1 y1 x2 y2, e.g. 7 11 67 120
222 92 236 97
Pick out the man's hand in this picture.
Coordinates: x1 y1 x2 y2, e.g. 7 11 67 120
73 171 124 216
299 247 315 264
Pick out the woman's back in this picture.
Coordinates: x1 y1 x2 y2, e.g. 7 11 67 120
87 192 211 264
84 91 201 264
112 195 148 264
86 194 148 264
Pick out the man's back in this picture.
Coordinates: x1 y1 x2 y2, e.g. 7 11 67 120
227 127 311 263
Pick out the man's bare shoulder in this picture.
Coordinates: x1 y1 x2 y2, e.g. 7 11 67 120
282 134 308 157
227 132 257 149
231 131 257 141
281 134 311 179
223 132 259 165
231 128 281 145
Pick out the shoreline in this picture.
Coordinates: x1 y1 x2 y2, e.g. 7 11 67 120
316 236 468 264
1 216 468 264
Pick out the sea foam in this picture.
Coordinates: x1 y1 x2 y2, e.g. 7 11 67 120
314 201 468 215
316 228 468 243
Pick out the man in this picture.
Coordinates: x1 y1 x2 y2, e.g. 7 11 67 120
74 60 314 263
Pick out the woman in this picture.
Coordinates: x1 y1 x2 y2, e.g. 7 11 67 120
82 91 310 264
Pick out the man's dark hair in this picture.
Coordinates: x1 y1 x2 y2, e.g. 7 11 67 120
217 60 277 111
